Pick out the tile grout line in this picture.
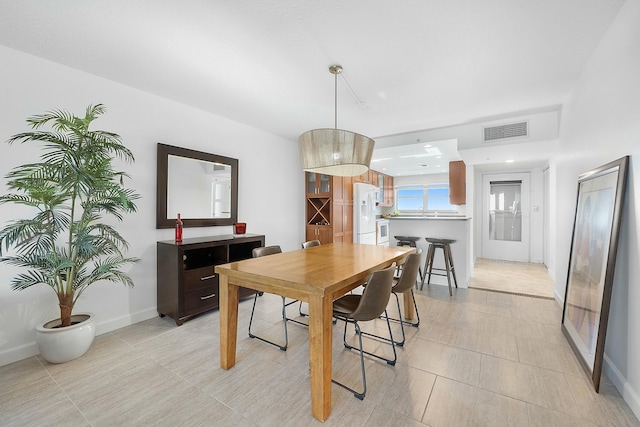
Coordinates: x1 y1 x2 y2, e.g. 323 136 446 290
468 286 555 300
41 356 94 427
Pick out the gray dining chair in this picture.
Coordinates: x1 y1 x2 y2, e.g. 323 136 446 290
248 245 290 351
297 239 322 318
331 266 396 400
387 252 422 346
301 239 321 248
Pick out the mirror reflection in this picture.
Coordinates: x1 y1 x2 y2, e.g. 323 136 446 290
167 155 232 219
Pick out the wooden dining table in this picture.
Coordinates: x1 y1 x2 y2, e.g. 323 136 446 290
215 242 414 422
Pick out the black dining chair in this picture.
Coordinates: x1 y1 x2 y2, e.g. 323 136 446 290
331 266 396 400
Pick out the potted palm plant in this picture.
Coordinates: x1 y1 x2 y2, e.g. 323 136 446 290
0 104 140 363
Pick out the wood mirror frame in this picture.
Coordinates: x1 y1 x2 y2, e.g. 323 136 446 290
156 143 238 228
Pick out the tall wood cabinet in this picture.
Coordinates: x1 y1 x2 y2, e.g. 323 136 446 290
157 234 264 325
305 173 353 244
449 160 466 205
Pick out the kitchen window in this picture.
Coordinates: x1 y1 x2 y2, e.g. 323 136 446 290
396 184 457 213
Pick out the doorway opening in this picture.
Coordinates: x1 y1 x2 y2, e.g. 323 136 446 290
476 171 552 298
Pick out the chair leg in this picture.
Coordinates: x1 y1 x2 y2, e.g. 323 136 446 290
298 301 336 324
332 321 367 400
298 300 307 317
341 313 397 365
248 294 288 351
283 298 309 327
385 289 421 345
393 292 406 346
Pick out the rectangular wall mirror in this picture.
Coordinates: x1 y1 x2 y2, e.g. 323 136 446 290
157 143 238 228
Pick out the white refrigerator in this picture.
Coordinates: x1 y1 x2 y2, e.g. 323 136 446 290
353 182 377 244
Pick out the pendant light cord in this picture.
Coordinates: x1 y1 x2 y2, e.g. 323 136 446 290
334 70 338 129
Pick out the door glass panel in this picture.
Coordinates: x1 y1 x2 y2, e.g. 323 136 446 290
320 174 331 193
307 173 316 193
489 181 522 241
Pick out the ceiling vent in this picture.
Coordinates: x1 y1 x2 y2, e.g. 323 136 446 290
483 121 528 142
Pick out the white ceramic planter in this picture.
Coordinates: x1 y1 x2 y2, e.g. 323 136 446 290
36 313 96 363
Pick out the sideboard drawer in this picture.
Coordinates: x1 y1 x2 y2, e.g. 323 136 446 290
183 267 218 291
184 286 219 314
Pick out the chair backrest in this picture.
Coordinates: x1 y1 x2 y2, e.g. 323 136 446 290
350 266 395 322
252 245 282 258
393 252 421 293
301 240 321 249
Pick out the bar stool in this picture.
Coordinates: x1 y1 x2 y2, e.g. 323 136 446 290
394 236 420 247
421 238 458 296
394 236 423 282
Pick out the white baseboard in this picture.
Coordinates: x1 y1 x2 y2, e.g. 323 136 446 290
553 288 564 306
0 342 39 367
0 307 159 367
546 266 555 282
94 307 159 335
604 354 640 421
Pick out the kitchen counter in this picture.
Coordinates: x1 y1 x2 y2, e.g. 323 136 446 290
387 217 472 289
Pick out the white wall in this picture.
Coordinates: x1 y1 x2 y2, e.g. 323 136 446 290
0 45 304 365
553 0 640 417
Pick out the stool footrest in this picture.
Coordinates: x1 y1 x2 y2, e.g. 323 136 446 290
427 271 451 278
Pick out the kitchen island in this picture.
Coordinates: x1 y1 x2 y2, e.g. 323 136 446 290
388 216 472 289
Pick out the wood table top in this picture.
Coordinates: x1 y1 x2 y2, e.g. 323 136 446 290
215 242 413 298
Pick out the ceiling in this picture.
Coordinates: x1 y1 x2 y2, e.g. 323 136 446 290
0 0 626 175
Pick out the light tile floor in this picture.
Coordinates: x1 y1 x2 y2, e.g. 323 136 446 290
469 258 555 298
1 270 638 426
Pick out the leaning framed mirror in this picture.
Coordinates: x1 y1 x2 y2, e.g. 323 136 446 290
156 143 238 228
561 156 628 392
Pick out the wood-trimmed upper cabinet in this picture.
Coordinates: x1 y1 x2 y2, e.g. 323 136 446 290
449 160 466 205
382 174 394 206
376 172 394 207
306 172 332 196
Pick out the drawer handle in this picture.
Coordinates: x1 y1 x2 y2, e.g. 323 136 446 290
200 293 216 300
200 274 216 281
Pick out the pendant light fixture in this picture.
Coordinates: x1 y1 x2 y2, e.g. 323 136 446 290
298 65 375 177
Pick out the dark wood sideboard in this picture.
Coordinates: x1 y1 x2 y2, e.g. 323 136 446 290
157 234 265 325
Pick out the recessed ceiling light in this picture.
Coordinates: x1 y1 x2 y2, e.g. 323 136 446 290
505 159 515 163
399 154 430 158
424 144 432 148
371 157 393 162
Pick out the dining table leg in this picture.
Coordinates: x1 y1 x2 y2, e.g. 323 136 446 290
219 274 239 370
403 291 415 320
308 293 333 421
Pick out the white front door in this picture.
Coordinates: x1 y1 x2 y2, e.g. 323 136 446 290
482 173 531 262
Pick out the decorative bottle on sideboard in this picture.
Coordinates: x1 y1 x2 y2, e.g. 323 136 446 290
175 213 183 243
